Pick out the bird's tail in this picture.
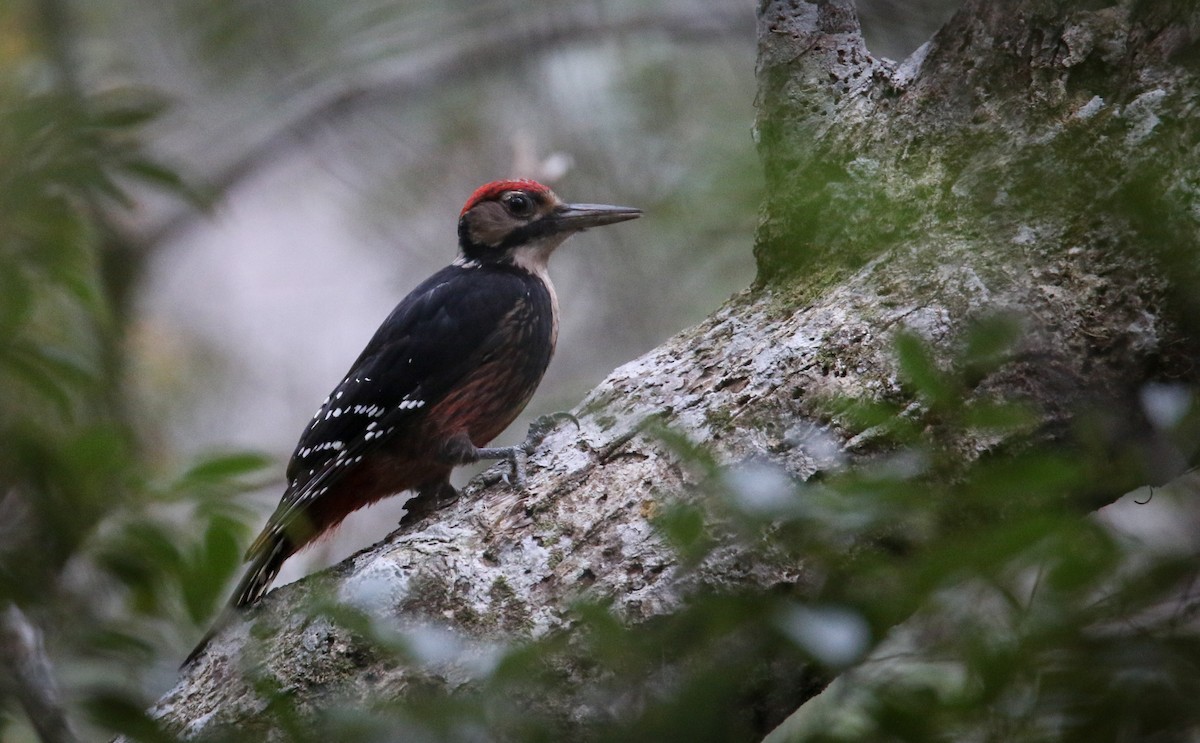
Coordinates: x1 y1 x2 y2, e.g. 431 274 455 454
232 535 291 609
182 537 290 667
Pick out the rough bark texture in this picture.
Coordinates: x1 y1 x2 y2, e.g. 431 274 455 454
153 0 1200 738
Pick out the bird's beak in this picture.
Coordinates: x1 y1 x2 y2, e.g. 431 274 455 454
550 202 642 232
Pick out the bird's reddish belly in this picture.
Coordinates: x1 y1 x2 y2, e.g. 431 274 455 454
424 357 541 447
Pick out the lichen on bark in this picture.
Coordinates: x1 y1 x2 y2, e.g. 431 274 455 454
148 1 1200 738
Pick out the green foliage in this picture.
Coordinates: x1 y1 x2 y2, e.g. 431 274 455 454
104 323 1194 743
0 9 266 739
5 74 1194 743
2 2 1197 741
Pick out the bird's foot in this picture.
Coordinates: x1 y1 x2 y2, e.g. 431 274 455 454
439 432 526 488
474 444 528 489
478 412 580 488
405 478 461 523
446 413 579 490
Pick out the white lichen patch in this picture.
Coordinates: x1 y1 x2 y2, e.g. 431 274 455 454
1074 95 1105 120
1123 88 1168 146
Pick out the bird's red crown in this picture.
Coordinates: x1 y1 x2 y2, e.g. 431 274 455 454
460 179 552 216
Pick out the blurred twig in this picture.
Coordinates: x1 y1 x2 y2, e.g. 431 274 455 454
137 4 752 250
35 0 81 97
0 605 79 743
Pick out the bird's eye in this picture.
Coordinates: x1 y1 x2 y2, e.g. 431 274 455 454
502 192 535 217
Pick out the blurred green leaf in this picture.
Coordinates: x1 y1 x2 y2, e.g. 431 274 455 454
90 96 168 130
0 344 79 417
121 156 186 188
961 400 1036 432
79 627 158 662
829 397 907 431
182 516 245 622
0 264 34 337
895 332 958 409
654 501 710 560
83 690 177 743
181 451 274 484
961 314 1021 377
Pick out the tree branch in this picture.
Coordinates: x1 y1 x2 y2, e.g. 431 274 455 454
136 5 754 251
0 605 78 743
148 0 1200 737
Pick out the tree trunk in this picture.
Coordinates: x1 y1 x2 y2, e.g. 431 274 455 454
152 0 1200 738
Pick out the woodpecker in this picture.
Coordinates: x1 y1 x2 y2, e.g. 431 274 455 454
185 180 639 664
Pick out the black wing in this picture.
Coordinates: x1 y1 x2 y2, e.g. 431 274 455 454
249 264 536 559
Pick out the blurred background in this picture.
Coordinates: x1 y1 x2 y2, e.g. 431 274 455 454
117 0 961 590
0 0 959 739
114 0 767 587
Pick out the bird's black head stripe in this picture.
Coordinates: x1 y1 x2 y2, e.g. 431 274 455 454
458 213 564 260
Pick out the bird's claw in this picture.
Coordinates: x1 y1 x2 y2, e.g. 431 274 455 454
509 447 528 489
474 444 527 490
405 479 461 524
474 412 576 490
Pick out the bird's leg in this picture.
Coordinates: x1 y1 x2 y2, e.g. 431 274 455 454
477 412 580 487
438 432 527 488
442 413 581 489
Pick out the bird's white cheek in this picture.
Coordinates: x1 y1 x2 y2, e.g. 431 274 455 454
509 235 567 274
